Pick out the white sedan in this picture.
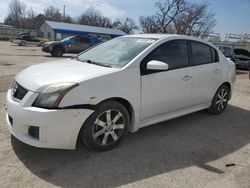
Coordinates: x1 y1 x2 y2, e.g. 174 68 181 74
5 34 236 151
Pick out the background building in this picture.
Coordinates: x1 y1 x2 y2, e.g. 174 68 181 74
39 21 126 41
0 24 37 40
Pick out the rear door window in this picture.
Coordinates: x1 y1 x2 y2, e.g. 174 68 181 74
80 37 91 44
191 41 213 65
23 36 31 41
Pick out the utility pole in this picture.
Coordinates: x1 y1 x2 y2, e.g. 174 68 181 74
63 5 65 19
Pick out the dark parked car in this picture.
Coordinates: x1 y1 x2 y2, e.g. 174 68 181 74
234 48 250 70
216 45 236 62
42 35 102 57
10 33 44 46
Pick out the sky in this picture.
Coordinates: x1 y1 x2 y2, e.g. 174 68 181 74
0 0 250 36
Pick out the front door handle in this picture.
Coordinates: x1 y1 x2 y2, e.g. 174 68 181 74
182 75 192 81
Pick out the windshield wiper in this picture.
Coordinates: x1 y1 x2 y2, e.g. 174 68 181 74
83 59 112 68
89 61 112 68
72 57 112 68
71 56 80 61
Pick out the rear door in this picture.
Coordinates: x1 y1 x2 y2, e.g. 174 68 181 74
68 37 80 53
78 37 92 52
69 36 92 53
189 41 223 105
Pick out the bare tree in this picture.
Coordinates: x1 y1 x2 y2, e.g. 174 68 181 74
4 0 26 28
113 17 137 34
139 16 159 33
139 0 186 34
21 8 36 29
77 8 113 28
174 2 216 37
139 0 216 36
62 15 74 23
154 0 186 33
44 6 62 22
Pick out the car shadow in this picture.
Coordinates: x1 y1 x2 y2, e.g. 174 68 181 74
11 105 250 188
236 70 249 75
43 55 73 58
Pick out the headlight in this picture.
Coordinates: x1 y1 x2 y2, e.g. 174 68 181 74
33 82 79 109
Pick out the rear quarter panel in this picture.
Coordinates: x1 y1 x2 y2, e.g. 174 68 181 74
219 54 236 99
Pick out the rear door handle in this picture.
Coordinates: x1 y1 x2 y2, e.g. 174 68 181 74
182 75 192 81
214 69 220 74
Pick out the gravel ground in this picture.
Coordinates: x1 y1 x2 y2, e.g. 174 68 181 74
0 41 250 188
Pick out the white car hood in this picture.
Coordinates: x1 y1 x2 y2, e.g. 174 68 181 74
15 59 118 92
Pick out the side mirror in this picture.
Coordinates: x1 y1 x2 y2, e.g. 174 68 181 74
146 60 169 71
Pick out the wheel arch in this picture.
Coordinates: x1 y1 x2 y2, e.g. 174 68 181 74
96 97 135 127
53 44 65 52
218 81 232 100
75 97 135 149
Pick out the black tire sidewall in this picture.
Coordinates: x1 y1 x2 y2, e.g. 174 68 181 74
81 101 130 151
52 47 63 57
21 41 26 46
208 84 230 114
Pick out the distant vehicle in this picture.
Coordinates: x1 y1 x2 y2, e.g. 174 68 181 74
10 33 44 46
42 35 102 57
234 48 250 70
216 45 236 62
6 34 235 151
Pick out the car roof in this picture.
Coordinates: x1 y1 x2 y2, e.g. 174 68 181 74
122 34 178 39
122 34 203 40
122 34 217 48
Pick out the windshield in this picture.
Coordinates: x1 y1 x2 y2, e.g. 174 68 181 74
61 36 74 43
77 37 156 67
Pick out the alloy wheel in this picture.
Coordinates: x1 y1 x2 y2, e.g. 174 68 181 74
216 88 228 111
92 110 125 146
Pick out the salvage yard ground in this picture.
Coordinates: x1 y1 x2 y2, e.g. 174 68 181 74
0 41 250 188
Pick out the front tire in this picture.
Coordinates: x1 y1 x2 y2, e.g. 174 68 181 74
51 47 64 57
81 101 130 151
38 42 44 46
207 84 230 114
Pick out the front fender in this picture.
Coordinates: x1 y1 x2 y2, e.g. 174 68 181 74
60 67 141 132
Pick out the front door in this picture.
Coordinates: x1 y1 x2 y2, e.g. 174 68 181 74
140 40 193 120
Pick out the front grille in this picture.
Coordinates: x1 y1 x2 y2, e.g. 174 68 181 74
12 81 28 101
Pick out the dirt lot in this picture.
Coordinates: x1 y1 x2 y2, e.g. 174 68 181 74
0 41 250 188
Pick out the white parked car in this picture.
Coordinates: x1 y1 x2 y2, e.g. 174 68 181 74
5 34 236 151
10 34 44 46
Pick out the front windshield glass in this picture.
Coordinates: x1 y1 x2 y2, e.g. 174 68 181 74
77 37 156 67
61 36 74 43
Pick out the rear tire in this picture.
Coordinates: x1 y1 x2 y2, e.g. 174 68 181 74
207 84 230 114
81 101 130 151
20 41 26 46
51 47 64 57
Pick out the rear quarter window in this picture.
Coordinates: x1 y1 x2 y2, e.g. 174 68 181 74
80 37 91 43
211 47 219 62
